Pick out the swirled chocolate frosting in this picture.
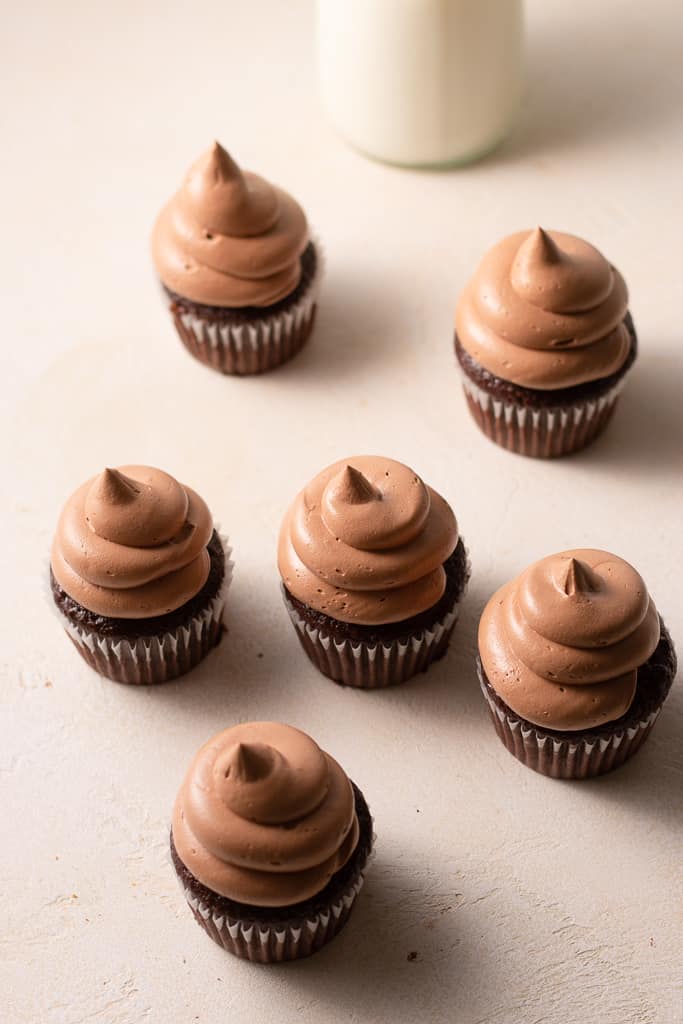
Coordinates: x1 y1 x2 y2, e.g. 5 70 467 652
172 722 359 906
278 456 458 625
479 549 661 731
51 466 214 618
151 141 309 308
456 228 632 389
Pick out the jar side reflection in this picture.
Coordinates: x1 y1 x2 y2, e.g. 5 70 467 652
317 0 524 168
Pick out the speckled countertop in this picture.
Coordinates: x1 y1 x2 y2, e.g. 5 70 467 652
2 2 682 1022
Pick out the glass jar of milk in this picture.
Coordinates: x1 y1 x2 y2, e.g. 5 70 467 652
317 0 524 168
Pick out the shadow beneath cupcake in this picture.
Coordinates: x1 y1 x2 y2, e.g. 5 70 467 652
494 10 682 164
126 567 493 739
274 266 415 385
275 855 504 1016
584 351 683 477
354 575 489 722
572 696 683 833
122 570 305 728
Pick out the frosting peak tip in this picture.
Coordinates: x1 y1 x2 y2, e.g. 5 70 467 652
562 557 600 597
521 226 563 266
92 467 140 505
226 742 274 783
207 141 242 183
339 465 381 505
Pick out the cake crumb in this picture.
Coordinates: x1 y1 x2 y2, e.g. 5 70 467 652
407 951 419 962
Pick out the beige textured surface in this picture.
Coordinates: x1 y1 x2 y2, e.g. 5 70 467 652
2 2 682 1022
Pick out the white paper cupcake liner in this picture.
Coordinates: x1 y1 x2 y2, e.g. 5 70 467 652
178 871 365 963
167 243 323 376
283 569 468 689
47 535 233 685
461 373 628 458
477 664 662 779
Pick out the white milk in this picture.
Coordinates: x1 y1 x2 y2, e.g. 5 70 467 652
317 0 524 167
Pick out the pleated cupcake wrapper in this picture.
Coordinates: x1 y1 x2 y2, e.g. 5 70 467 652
167 242 323 376
460 372 628 458
477 665 662 780
177 870 366 963
284 582 467 689
47 534 233 685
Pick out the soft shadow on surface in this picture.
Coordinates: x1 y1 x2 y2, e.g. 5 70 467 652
275 266 414 385
114 566 495 735
582 352 683 478
275 856 498 1020
116 574 298 729
494 13 682 165
122 569 499 737
315 570 492 734
574 693 683 832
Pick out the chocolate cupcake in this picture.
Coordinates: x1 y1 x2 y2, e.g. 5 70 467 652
455 228 636 457
278 456 469 688
171 721 373 962
152 142 320 376
49 466 231 684
477 550 676 779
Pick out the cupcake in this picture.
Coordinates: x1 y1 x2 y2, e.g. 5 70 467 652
49 466 231 684
151 141 320 376
278 455 469 688
477 549 676 779
171 721 373 962
455 228 637 457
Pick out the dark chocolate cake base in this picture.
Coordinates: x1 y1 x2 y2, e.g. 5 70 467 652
455 314 637 457
50 531 229 685
171 782 373 963
164 242 319 376
478 621 676 779
283 540 470 689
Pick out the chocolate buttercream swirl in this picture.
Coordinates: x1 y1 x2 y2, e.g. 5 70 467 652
278 456 458 625
172 722 359 906
479 549 661 731
51 466 214 618
456 228 632 389
151 142 309 308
